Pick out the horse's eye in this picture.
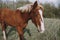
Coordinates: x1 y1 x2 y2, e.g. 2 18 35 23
34 14 37 16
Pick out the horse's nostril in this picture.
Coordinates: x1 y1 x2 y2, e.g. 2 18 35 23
37 29 40 32
37 27 45 33
37 28 41 32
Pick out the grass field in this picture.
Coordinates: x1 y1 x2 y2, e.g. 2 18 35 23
0 18 60 40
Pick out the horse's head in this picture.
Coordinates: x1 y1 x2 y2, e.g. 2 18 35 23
30 1 45 33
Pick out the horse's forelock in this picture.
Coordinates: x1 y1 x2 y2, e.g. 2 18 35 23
38 5 44 10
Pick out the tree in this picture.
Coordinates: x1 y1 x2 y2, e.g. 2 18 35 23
43 3 56 18
0 0 2 8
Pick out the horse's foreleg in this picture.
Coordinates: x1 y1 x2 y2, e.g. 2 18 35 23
16 26 24 40
1 22 7 40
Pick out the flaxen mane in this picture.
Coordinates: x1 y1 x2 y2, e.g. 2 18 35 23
17 4 44 13
17 4 33 13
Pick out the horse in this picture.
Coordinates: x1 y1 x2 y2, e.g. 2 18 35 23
0 1 45 40
17 1 45 33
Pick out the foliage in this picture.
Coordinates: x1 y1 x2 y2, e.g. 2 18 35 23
0 1 60 18
42 3 60 18
0 0 31 9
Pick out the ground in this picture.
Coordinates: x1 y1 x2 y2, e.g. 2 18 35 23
0 18 60 40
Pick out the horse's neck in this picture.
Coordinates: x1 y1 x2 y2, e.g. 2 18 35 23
16 10 30 23
22 13 30 23
19 13 30 28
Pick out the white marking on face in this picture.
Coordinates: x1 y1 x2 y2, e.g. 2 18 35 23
38 9 45 33
3 31 6 40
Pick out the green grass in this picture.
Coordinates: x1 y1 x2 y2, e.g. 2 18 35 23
0 18 60 40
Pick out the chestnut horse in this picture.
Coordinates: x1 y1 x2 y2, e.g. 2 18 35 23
0 1 45 40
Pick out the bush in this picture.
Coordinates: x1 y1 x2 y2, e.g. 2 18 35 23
42 3 60 19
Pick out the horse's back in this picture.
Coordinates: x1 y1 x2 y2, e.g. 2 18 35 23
1 8 13 13
0 8 24 26
0 8 15 23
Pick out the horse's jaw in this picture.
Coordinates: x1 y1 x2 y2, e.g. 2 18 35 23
37 21 45 33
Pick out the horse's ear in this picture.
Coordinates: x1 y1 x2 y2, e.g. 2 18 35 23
33 1 38 9
29 1 38 14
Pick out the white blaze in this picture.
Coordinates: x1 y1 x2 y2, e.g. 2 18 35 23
38 9 45 33
3 31 6 40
